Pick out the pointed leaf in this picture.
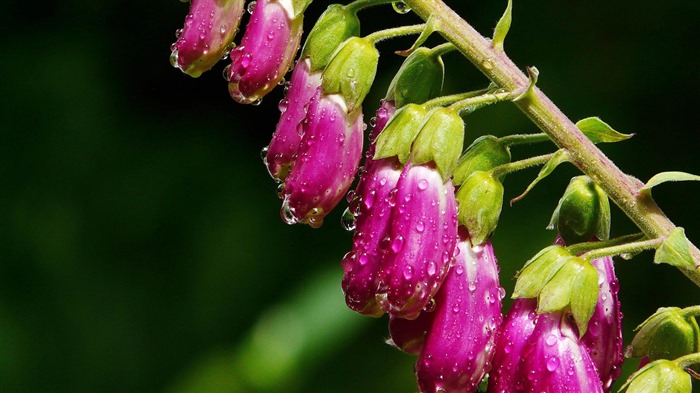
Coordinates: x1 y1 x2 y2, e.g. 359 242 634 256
641 171 700 192
575 117 633 144
492 0 512 52
511 149 570 205
570 261 599 336
513 246 570 299
654 227 698 269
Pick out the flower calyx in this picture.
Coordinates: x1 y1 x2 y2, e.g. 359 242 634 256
549 176 611 245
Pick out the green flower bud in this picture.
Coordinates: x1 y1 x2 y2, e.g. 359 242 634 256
549 176 610 244
453 136 511 186
321 37 378 112
410 107 465 180
455 171 503 245
385 47 444 108
373 104 428 164
622 360 691 393
301 5 360 72
629 307 700 361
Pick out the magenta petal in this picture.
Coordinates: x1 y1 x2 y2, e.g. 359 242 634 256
264 58 323 181
519 312 604 393
581 255 623 391
171 0 245 77
377 163 458 319
487 298 539 393
281 91 364 227
227 0 303 104
342 157 402 316
416 235 503 393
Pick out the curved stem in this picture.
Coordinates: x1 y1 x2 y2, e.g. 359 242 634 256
674 352 700 370
682 305 700 318
490 152 556 179
566 233 646 256
448 88 521 115
421 87 491 109
499 133 551 146
345 0 394 13
403 0 700 287
579 237 663 261
364 23 426 44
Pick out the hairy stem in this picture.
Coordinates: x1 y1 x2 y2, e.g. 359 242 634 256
403 0 700 287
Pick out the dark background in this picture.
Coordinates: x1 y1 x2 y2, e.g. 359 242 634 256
2 1 699 392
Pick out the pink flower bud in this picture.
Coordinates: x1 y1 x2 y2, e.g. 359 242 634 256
227 0 303 104
171 0 245 78
376 162 458 319
488 298 539 393
416 233 503 393
263 58 323 181
280 90 364 228
581 255 623 391
517 311 604 393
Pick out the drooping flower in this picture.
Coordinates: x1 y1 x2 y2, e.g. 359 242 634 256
415 230 503 393
263 57 323 181
170 0 245 77
375 161 458 319
279 90 364 228
227 0 303 104
581 255 623 391
262 4 360 181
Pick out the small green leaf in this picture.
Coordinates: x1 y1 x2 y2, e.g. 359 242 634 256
575 117 633 144
513 246 570 298
654 228 698 270
537 261 579 313
492 0 512 52
374 104 427 163
514 66 539 102
570 261 599 336
511 149 569 205
411 107 465 180
641 171 700 192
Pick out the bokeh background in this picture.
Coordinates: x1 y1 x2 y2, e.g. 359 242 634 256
2 0 699 392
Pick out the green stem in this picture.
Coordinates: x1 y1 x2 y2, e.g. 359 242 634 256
674 352 700 370
421 87 491 109
344 0 394 13
448 89 521 115
682 305 700 318
489 152 556 179
579 237 664 261
430 42 457 57
364 24 427 44
499 133 551 146
403 0 700 287
566 233 646 256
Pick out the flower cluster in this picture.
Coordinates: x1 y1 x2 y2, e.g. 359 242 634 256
169 1 699 392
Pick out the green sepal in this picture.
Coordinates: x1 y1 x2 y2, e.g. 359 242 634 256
410 107 465 180
492 0 512 52
619 360 691 393
549 176 611 244
301 5 361 72
630 307 700 361
321 37 378 112
654 227 698 270
510 149 570 205
569 260 600 336
455 171 503 245
453 136 511 186
537 258 582 313
513 246 572 299
385 47 445 109
373 104 427 164
575 117 634 144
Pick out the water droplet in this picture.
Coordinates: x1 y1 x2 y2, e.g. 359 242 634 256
175 28 183 38
260 146 269 161
423 298 436 312
545 334 557 346
369 116 377 128
468 281 477 292
278 77 286 86
481 58 494 70
403 266 413 280
418 178 429 190
392 1 412 14
391 235 404 253
278 98 289 113
427 261 437 276
169 49 180 69
416 221 425 233
504 341 513 354
341 208 356 231
387 188 398 207
359 253 369 266
281 199 298 225
276 183 285 199
247 1 257 14
251 98 263 106
546 356 559 372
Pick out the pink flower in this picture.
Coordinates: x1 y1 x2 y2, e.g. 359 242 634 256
170 0 245 77
226 0 303 104
263 58 323 181
581 255 623 391
376 162 458 320
280 90 363 228
416 232 503 393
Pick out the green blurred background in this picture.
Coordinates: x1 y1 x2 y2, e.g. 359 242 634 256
1 1 699 392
